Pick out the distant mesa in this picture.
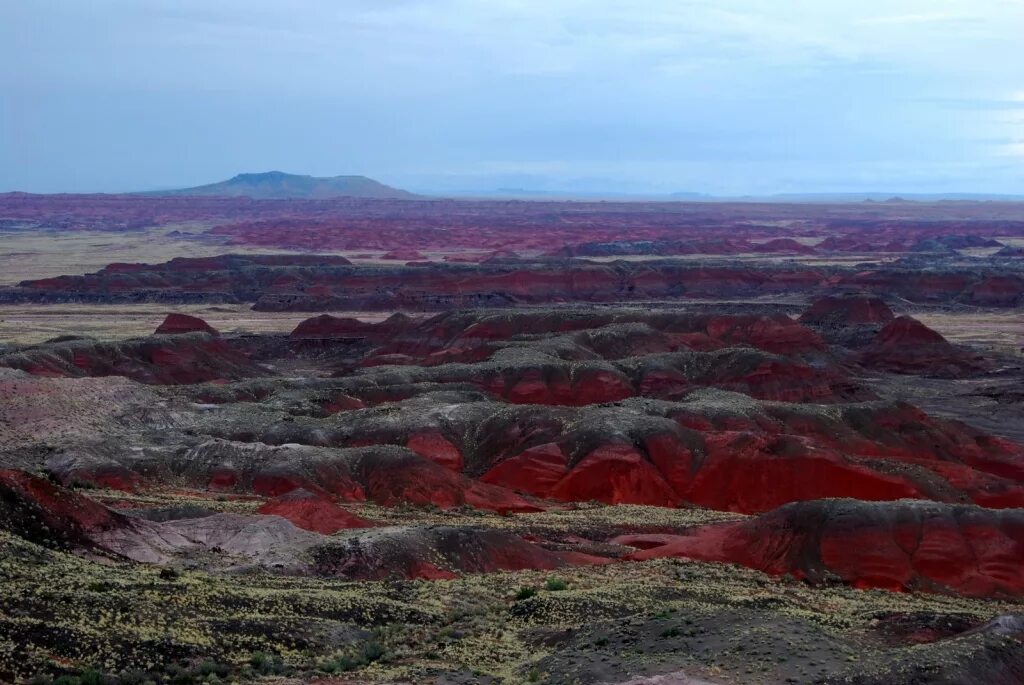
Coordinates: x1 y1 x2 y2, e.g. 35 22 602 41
147 170 419 200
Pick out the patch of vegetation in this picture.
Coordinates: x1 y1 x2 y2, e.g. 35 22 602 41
318 638 389 674
544 577 568 591
1 516 1020 685
515 586 537 601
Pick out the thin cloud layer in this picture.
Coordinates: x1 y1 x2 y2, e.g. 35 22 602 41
1 0 1021 194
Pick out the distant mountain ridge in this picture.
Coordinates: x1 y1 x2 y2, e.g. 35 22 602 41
148 171 419 200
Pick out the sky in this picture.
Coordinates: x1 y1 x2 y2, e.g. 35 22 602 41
1 0 1022 196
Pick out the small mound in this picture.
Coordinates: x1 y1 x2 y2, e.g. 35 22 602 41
799 295 895 327
257 489 373 534
290 313 412 340
154 313 219 336
757 238 815 254
859 316 986 377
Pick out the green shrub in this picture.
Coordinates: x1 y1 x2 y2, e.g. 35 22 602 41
319 654 356 674
361 639 386 664
545 577 568 591
248 652 270 670
515 586 537 600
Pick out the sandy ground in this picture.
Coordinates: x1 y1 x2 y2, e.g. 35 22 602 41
915 310 1024 354
0 225 304 286
0 303 397 344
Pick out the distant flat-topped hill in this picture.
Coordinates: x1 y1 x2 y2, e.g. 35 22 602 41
149 171 419 200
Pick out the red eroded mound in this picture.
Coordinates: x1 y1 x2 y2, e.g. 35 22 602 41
799 295 895 326
549 444 679 506
0 469 128 549
290 313 414 341
257 489 373 534
626 499 1024 598
859 316 986 377
155 313 220 336
758 238 816 254
466 393 1024 512
351 448 541 514
406 430 465 471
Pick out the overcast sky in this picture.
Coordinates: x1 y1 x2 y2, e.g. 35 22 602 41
1 0 1022 195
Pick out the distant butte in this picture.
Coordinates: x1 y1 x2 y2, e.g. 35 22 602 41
143 170 419 200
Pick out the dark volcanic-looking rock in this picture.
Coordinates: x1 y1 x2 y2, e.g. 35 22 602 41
627 499 1024 598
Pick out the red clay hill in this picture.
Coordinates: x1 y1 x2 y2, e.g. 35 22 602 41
155 313 219 336
859 315 987 377
625 498 1024 598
